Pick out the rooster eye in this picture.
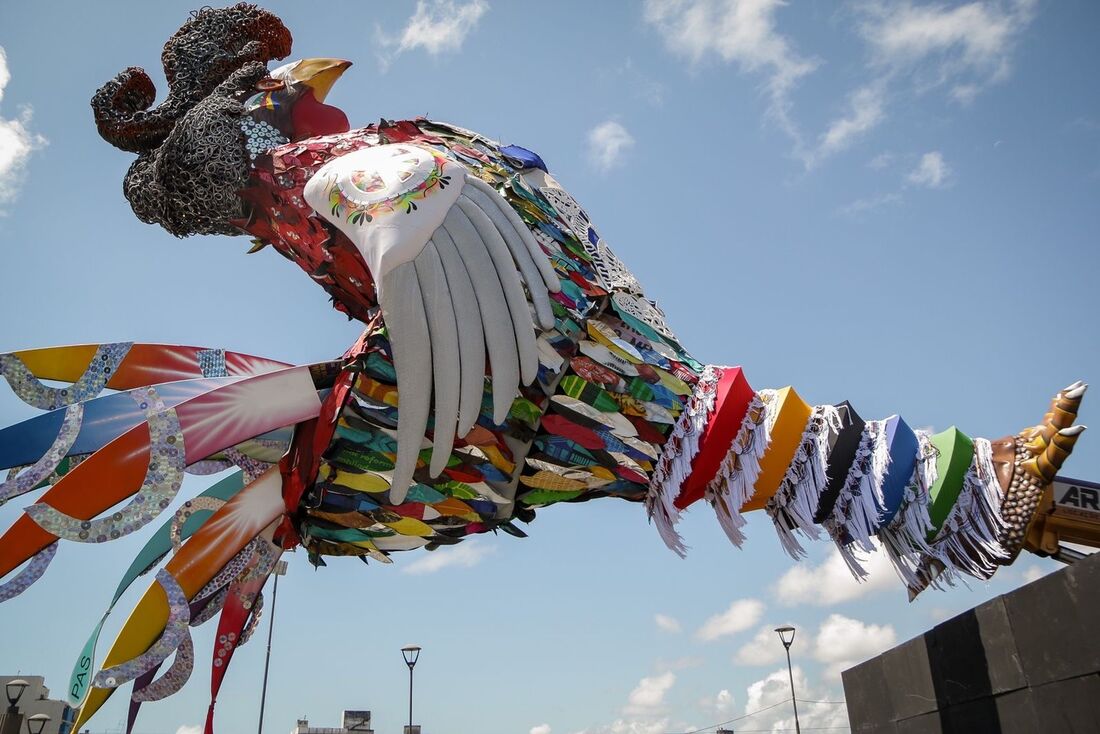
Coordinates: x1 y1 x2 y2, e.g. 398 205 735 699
255 78 284 92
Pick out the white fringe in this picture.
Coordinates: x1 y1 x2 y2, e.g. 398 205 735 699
878 431 938 588
766 405 843 559
645 365 723 557
649 501 689 558
824 420 889 578
916 431 939 498
704 390 778 548
927 438 1009 581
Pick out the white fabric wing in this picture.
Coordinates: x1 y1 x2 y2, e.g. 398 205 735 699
303 144 560 503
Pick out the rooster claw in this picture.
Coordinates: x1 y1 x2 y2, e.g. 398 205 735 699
986 381 1090 565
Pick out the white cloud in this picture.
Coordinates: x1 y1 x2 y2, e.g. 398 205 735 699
578 719 670 734
811 84 887 165
176 727 202 734
868 151 895 169
859 0 1037 98
654 613 682 634
809 0 1036 163
699 688 734 714
838 191 902 217
0 47 47 211
928 605 960 623
577 670 684 734
696 598 765 641
1022 565 1048 583
531 725 552 734
907 151 950 188
773 544 897 606
377 0 488 65
745 666 801 714
813 613 897 680
952 82 981 104
744 666 849 732
843 152 950 216
643 0 816 145
625 671 676 714
734 624 789 666
402 541 495 574
643 1 1037 168
587 120 635 172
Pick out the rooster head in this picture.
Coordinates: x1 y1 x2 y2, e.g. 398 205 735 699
246 58 352 141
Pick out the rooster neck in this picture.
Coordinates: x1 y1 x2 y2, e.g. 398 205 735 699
243 88 350 143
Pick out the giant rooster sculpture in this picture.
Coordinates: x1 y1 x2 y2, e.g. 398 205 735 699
0 5 1089 732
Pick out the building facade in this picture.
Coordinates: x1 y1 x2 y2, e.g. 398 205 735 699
0 676 74 734
292 709 375 733
843 552 1100 732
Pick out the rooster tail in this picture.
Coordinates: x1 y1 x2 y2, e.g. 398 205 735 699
0 342 291 503
0 342 291 409
0 361 330 599
73 470 287 730
65 470 251 707
0 376 261 506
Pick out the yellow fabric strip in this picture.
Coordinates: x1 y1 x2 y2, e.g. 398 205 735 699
741 387 813 512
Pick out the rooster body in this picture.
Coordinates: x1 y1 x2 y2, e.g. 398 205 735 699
0 5 1088 732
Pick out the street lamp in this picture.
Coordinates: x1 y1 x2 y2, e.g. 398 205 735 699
775 626 801 734
25 714 50 734
401 645 421 734
1 680 29 734
4 681 27 713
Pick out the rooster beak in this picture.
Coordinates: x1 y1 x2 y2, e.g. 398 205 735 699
275 58 352 102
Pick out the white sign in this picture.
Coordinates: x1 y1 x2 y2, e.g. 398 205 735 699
1053 477 1100 520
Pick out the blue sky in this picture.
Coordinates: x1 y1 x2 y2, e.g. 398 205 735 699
1 1 1098 733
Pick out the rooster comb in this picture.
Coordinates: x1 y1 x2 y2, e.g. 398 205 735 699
91 3 291 153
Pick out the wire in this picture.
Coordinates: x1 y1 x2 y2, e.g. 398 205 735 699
664 700 789 734
664 695 852 734
719 728 850 732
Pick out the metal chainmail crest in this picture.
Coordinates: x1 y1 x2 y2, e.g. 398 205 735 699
90 3 292 236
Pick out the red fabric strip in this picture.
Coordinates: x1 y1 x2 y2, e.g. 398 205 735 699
673 367 754 510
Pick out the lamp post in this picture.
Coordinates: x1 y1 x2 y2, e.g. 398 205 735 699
256 559 288 734
1 679 29 734
775 626 801 734
25 713 50 734
401 645 421 734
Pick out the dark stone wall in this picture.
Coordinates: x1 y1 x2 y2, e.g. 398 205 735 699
842 552 1100 733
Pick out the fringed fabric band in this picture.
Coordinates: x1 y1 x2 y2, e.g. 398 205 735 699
237 590 265 646
704 389 778 547
0 541 58 603
824 419 889 577
766 405 843 559
645 365 723 557
193 538 263 604
878 431 937 587
131 634 194 702
0 404 84 506
191 586 229 628
927 438 1009 581
95 569 190 689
